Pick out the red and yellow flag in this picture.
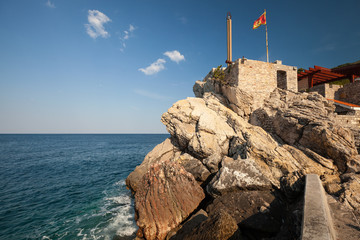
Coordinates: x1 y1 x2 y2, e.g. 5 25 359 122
253 11 266 29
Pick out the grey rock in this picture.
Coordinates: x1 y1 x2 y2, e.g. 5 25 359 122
207 157 272 197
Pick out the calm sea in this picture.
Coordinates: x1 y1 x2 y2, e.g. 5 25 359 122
0 134 169 240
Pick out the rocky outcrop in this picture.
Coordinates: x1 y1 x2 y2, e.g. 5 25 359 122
250 89 358 172
126 63 360 240
134 161 205 240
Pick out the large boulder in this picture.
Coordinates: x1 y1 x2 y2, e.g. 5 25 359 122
135 161 205 240
206 191 283 234
178 209 238 240
126 138 180 192
207 157 272 197
161 95 236 158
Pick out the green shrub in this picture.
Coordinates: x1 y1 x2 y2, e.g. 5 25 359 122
213 65 225 83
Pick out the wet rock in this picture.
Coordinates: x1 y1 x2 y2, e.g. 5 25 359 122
135 161 205 240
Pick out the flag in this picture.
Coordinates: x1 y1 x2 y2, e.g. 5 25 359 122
253 11 266 29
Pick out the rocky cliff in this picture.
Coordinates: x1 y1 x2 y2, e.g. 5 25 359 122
126 63 360 240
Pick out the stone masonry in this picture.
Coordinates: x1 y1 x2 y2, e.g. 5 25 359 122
224 58 298 109
337 81 360 106
309 84 342 100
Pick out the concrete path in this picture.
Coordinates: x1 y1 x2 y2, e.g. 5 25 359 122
301 174 336 240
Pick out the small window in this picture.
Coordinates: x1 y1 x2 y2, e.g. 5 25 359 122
277 70 287 90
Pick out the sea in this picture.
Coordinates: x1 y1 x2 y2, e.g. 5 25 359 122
0 134 169 240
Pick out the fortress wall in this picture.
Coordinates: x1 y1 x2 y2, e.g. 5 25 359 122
337 81 360 105
228 59 297 108
309 84 342 99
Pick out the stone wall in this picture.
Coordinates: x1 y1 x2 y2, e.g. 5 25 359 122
334 111 360 152
225 59 297 109
335 114 360 128
309 84 342 99
298 78 308 91
337 81 360 105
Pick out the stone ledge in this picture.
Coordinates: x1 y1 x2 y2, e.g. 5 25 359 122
301 174 336 240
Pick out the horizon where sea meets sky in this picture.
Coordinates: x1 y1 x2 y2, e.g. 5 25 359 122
0 0 359 133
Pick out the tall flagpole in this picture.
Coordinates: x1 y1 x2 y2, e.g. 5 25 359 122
226 12 232 66
265 9 269 63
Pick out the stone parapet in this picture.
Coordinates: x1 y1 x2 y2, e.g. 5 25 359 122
301 174 336 240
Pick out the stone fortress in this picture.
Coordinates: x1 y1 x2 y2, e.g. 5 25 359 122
194 58 360 151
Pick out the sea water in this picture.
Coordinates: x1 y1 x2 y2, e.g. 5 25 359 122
0 134 168 240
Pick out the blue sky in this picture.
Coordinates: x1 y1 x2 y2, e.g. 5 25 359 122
0 0 359 133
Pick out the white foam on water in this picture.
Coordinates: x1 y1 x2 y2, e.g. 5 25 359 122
77 180 137 239
105 195 131 205
114 180 126 186
77 228 84 237
102 186 137 238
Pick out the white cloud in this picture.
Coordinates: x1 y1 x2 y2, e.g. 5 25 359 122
120 24 136 51
123 31 129 40
85 10 111 39
122 25 136 40
139 59 166 75
46 0 55 8
164 50 185 63
134 89 167 100
129 24 135 32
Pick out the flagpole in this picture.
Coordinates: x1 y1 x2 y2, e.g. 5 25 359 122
265 9 269 63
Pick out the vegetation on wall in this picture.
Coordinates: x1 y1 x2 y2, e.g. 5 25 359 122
297 68 305 74
329 79 350 86
213 65 225 82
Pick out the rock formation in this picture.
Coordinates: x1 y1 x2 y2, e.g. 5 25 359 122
126 61 360 240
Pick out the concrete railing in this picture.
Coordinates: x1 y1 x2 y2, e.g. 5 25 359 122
301 174 336 240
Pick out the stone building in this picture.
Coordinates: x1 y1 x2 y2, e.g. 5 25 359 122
193 58 298 116
222 58 298 109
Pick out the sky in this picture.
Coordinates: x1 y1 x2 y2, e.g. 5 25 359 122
0 0 359 133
